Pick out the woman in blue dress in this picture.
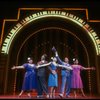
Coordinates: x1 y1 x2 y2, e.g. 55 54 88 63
11 57 37 98
48 57 58 98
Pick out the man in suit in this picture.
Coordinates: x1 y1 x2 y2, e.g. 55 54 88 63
36 54 49 98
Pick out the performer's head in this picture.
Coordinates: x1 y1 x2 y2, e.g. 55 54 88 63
41 54 47 61
27 57 33 64
64 57 69 63
73 58 78 64
51 57 57 62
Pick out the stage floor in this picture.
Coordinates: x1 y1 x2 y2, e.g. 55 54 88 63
0 94 100 99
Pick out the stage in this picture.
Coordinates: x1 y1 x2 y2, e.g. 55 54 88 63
0 94 99 99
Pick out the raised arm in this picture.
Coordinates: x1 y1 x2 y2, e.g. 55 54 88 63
36 62 51 69
55 52 64 65
58 64 73 70
11 65 24 70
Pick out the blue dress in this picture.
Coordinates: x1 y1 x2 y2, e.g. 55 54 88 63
22 63 37 91
48 62 58 87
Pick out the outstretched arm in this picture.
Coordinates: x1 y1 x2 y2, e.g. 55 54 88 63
36 62 51 68
58 64 73 70
11 65 24 70
82 66 95 70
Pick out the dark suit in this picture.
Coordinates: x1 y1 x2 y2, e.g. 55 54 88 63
37 61 48 96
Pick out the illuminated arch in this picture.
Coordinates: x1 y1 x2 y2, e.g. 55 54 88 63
1 10 100 55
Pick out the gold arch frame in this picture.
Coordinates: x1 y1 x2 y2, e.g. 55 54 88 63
1 8 100 55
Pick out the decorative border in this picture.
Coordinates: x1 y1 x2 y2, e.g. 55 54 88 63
0 8 100 55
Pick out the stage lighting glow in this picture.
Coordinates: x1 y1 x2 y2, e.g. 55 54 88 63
1 11 100 55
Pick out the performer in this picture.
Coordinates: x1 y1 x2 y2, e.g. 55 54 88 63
48 57 58 99
36 54 49 98
37 56 72 98
71 58 95 98
11 57 37 98
52 47 73 98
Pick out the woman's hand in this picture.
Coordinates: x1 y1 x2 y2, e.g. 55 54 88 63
52 70 56 75
36 65 40 69
91 67 96 70
11 66 16 70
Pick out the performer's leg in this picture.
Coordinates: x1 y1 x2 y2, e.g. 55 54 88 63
18 90 24 97
49 87 53 98
81 88 86 97
27 92 31 98
59 75 66 97
37 76 43 97
52 87 56 98
74 89 77 98
39 76 48 95
66 75 71 97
